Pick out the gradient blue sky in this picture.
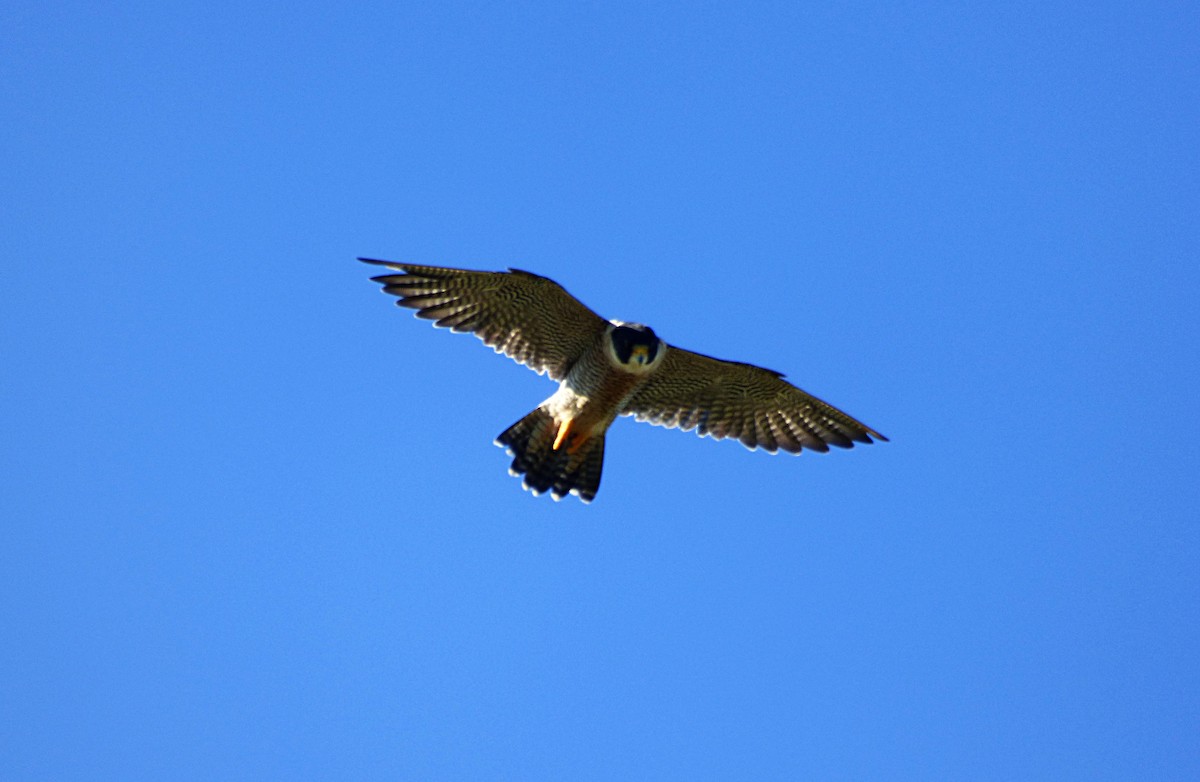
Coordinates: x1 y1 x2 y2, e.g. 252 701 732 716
3 2 1198 779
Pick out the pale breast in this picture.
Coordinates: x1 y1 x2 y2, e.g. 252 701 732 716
550 347 657 432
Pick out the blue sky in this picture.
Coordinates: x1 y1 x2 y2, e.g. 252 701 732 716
3 1 1198 779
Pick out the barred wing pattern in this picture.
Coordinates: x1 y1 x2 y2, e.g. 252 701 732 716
361 259 608 381
623 347 887 453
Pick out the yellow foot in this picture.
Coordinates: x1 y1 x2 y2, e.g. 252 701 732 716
552 419 590 453
552 419 572 450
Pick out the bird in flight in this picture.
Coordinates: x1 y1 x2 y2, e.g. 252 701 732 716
361 258 886 503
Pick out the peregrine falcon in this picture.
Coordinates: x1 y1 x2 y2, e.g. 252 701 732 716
361 258 887 503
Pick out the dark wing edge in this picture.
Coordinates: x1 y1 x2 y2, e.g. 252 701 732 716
622 345 888 454
359 257 608 381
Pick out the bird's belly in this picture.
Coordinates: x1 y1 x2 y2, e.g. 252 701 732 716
546 370 646 435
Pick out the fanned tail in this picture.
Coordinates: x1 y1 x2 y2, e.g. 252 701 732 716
495 409 605 503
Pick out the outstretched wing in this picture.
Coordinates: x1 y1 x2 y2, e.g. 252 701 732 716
623 346 887 453
361 258 608 381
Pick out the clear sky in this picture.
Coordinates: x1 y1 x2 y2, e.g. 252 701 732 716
3 1 1198 779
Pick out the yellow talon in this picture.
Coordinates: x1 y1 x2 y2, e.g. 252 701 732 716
552 419 572 450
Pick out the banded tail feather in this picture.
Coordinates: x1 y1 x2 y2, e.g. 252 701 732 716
495 408 605 503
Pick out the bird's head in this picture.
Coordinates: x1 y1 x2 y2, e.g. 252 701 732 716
605 321 667 374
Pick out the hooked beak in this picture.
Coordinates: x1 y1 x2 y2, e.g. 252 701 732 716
630 344 650 365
